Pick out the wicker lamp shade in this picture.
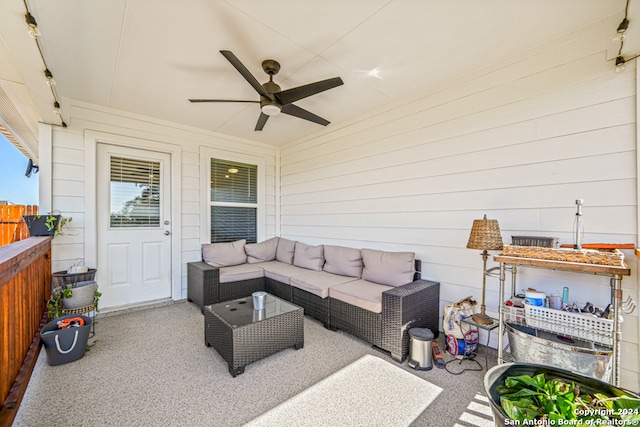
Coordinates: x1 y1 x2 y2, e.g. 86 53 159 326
466 214 503 325
466 215 503 251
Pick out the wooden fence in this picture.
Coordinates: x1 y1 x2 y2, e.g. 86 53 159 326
0 205 37 247
0 236 51 427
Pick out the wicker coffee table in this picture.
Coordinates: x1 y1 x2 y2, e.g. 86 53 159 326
204 293 304 377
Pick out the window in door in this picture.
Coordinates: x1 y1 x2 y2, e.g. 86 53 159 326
210 158 257 243
109 156 161 228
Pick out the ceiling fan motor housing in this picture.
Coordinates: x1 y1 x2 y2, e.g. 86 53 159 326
260 80 282 115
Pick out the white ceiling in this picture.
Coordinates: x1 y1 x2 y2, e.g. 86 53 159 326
0 0 634 147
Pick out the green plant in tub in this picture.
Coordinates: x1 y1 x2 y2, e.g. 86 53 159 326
497 373 640 424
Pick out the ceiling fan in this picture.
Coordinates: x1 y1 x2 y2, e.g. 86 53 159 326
189 50 344 131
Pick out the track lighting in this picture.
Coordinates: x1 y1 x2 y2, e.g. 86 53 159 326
25 12 40 38
44 69 56 86
53 101 61 115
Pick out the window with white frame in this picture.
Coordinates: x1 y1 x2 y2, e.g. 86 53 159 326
209 158 257 243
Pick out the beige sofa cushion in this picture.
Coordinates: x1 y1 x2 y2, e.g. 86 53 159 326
258 261 307 284
293 242 325 271
323 245 362 278
219 263 265 283
245 237 279 263
290 270 359 299
276 238 296 264
329 279 394 313
361 248 415 287
202 239 247 267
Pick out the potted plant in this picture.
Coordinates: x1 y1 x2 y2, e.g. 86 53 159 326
48 267 101 320
23 211 72 237
47 284 101 321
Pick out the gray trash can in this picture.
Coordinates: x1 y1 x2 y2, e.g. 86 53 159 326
408 328 434 370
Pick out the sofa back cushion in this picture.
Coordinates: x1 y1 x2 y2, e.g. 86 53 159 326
293 242 325 271
276 238 296 264
202 239 247 268
361 248 416 287
323 245 363 278
245 237 279 263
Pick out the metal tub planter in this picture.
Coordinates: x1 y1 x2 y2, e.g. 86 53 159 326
506 322 612 381
60 280 98 309
484 363 640 427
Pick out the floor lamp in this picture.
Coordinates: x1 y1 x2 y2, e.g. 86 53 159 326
466 214 503 325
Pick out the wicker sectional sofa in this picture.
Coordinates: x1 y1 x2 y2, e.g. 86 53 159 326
187 237 440 362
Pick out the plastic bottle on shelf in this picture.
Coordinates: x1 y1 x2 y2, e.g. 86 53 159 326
549 291 562 310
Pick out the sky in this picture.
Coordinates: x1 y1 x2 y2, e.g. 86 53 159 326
0 133 39 205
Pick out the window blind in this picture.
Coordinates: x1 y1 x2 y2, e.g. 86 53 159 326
210 159 257 203
210 158 257 243
211 206 257 243
110 156 161 227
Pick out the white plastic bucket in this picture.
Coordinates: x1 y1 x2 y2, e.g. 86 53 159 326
524 290 545 306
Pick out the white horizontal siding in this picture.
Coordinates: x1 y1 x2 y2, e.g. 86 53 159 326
281 21 639 389
50 128 86 272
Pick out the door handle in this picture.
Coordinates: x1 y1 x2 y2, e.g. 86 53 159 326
164 230 170 236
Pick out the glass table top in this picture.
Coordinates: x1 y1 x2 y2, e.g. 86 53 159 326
207 294 300 328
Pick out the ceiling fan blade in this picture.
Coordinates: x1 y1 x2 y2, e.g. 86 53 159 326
188 99 259 103
220 50 274 101
274 77 343 106
281 104 330 126
255 113 270 131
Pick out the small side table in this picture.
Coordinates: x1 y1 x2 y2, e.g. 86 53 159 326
461 315 499 369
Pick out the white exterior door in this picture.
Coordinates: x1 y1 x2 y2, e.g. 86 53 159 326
97 144 172 309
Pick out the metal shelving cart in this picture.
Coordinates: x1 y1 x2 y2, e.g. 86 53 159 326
494 254 632 386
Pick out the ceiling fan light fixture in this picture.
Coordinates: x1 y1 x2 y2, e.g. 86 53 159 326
261 104 281 116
